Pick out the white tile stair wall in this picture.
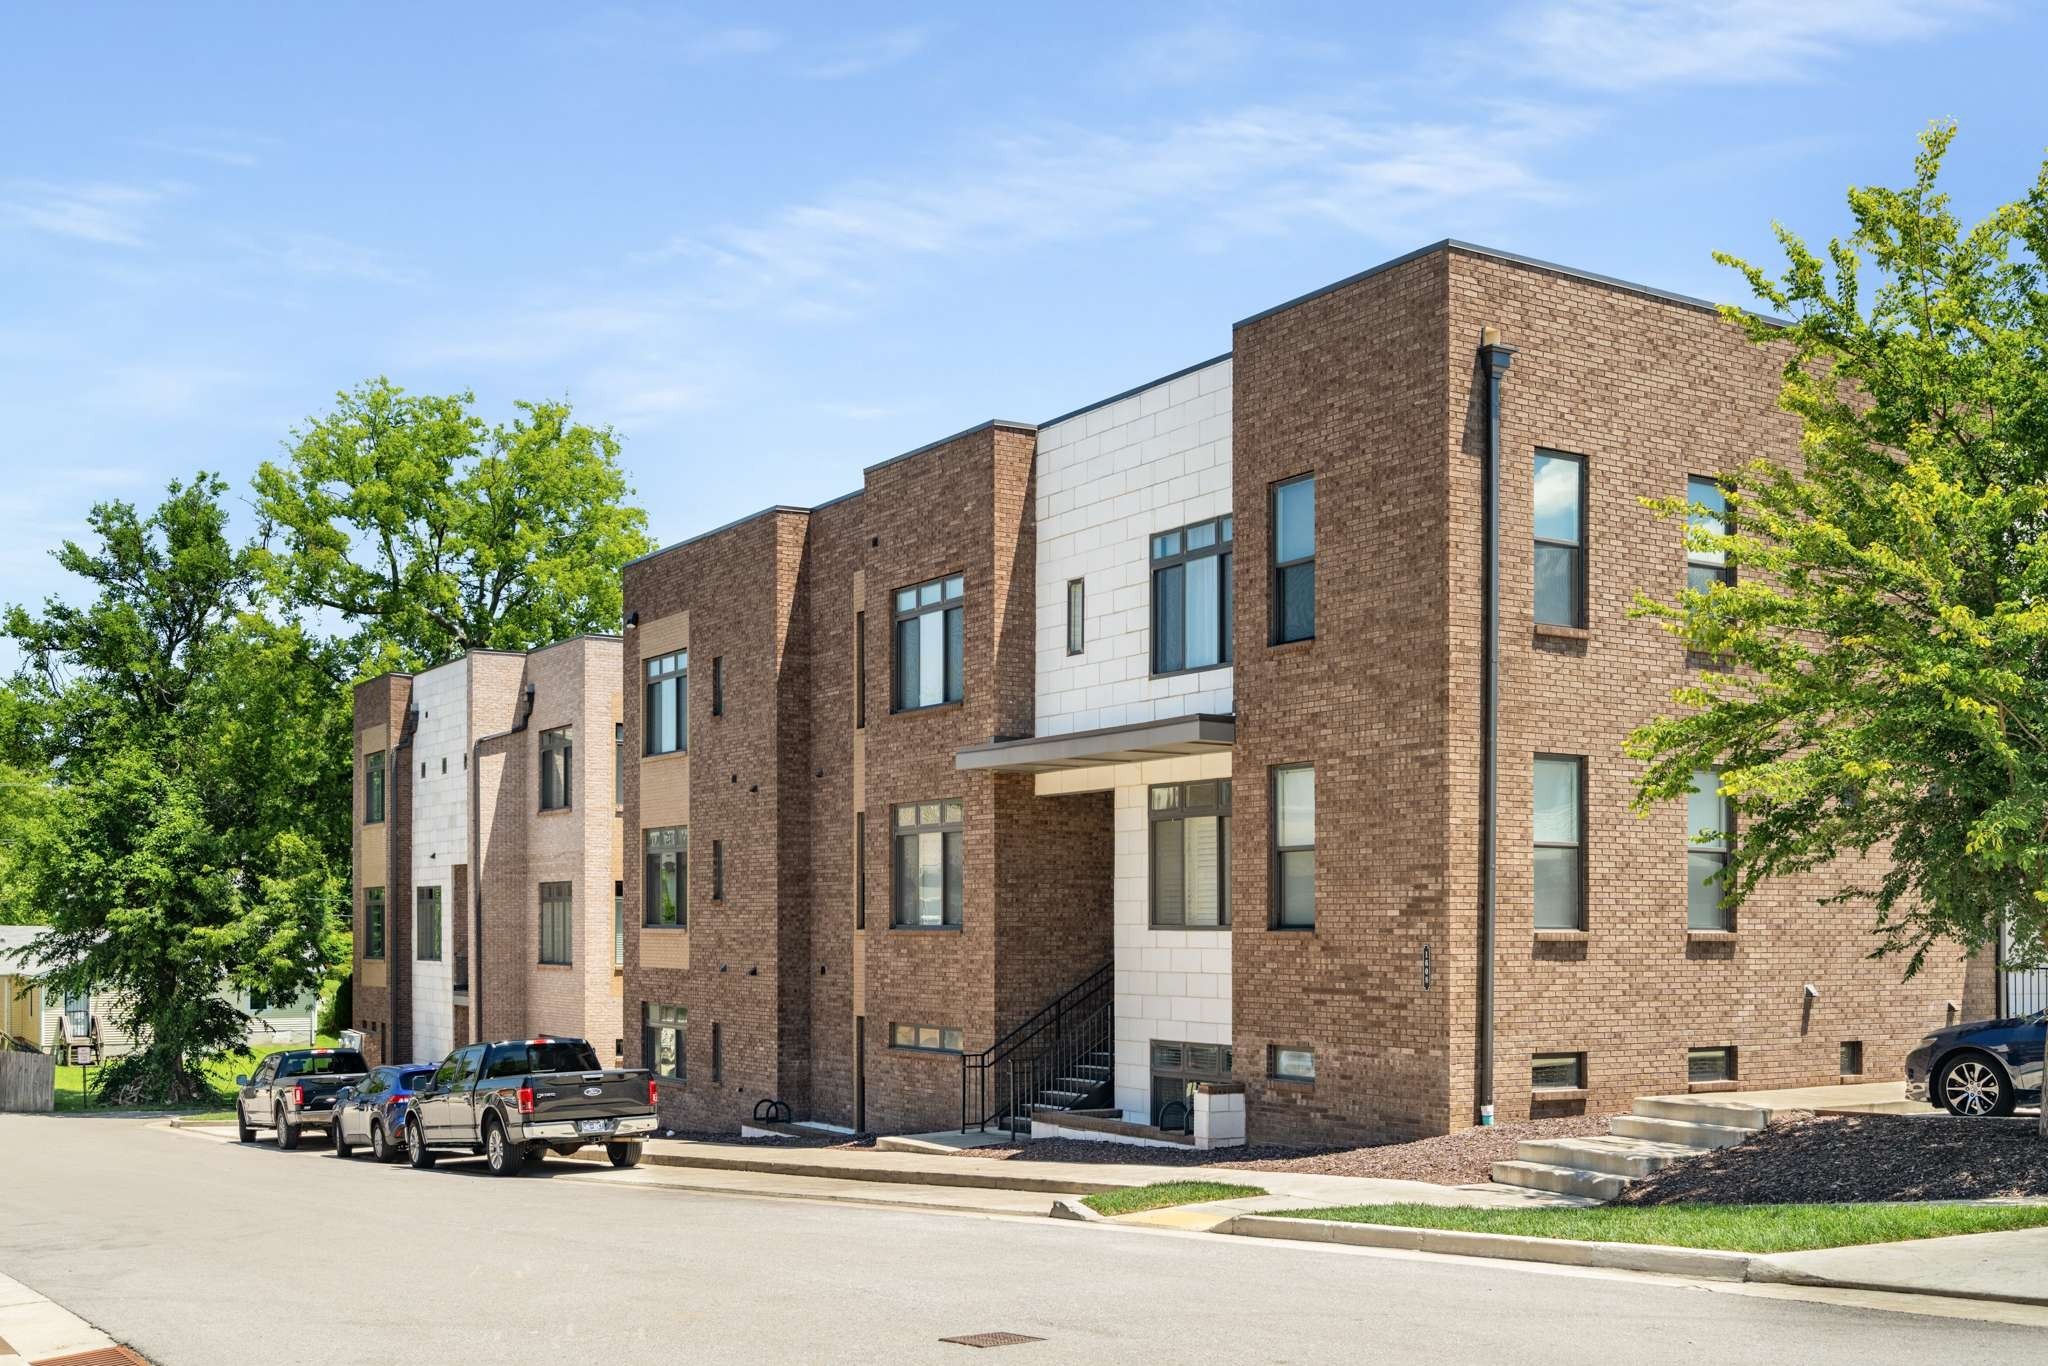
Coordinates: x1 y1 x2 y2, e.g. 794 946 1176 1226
1490 1096 1768 1201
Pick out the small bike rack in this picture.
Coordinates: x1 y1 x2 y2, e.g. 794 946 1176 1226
752 1098 793 1125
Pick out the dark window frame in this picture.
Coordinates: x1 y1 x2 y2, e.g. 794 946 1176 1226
538 725 573 811
614 722 624 807
1270 475 1315 645
1067 577 1086 656
1268 1045 1316 1083
1151 515 1235 676
711 839 725 902
613 880 624 968
891 799 965 929
1533 754 1588 931
711 1022 723 1083
414 885 443 962
364 887 386 960
1533 450 1588 628
1148 780 1232 928
1270 764 1315 929
889 1022 964 1054
1688 1045 1736 1083
1688 767 1735 931
1532 1052 1586 1091
891 574 965 713
1686 475 1735 594
644 650 688 756
644 1001 685 1081
855 610 867 729
711 655 724 717
855 811 867 930
363 749 386 824
1839 1040 1863 1076
643 826 687 928
539 881 573 965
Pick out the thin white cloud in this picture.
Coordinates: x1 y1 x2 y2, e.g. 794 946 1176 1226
0 180 174 247
261 232 418 285
131 127 277 168
802 26 930 79
92 362 255 420
1503 0 1982 91
1118 17 1343 88
567 9 782 61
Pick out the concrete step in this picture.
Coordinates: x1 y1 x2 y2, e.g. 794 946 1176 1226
1609 1114 1759 1148
1489 1160 1630 1202
1630 1096 1771 1131
1517 1135 1702 1179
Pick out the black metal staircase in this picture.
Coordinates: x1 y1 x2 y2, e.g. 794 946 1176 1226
960 960 1113 1138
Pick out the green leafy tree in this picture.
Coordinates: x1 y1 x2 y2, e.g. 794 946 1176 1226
253 378 655 670
1627 125 2048 1125
3 476 351 1103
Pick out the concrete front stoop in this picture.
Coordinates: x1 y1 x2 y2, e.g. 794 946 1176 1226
1491 1095 1768 1201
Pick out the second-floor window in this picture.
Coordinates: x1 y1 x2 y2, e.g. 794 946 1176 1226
1153 516 1233 673
1150 780 1230 927
1534 451 1586 627
894 575 963 711
539 881 573 964
1533 755 1585 930
1272 765 1315 927
645 826 687 928
645 650 687 755
415 886 443 962
364 749 386 824
1688 768 1733 931
1272 476 1315 644
364 887 385 959
1687 476 1733 592
539 726 573 810
614 723 624 806
893 799 963 927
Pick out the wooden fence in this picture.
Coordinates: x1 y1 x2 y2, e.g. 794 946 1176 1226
0 1050 55 1112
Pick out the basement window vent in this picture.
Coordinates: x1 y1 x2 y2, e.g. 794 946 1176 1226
1839 1040 1863 1076
1687 1046 1735 1084
1532 1053 1585 1091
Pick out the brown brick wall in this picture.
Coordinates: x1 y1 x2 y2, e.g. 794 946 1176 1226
351 673 408 1067
803 495 864 1128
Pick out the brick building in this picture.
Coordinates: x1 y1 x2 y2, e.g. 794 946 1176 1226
613 240 1987 1145
350 637 625 1067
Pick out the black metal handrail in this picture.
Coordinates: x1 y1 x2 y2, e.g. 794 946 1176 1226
961 959 1113 1135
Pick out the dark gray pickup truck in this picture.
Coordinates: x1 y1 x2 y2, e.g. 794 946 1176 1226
235 1047 370 1149
403 1036 658 1176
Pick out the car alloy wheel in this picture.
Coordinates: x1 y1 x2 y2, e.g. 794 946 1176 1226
1943 1057 2004 1116
488 1126 505 1170
372 1122 390 1162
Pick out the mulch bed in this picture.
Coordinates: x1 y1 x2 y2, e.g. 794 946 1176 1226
655 1128 875 1150
1615 1113 2048 1205
964 1114 1614 1186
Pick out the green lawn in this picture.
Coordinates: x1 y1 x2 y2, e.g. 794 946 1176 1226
54 1034 341 1113
1265 1202 2048 1253
1082 1181 1269 1217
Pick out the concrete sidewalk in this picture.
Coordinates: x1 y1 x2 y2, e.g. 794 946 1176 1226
1761 1224 2048 1306
0 1270 128 1364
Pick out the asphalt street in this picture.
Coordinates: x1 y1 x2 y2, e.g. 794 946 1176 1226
0 1114 2039 1365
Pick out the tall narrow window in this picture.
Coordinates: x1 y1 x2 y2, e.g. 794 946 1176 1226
1687 476 1733 592
1067 578 1086 656
644 650 688 755
1688 768 1734 930
1533 451 1585 627
1272 766 1315 927
1150 780 1231 927
1152 516 1234 672
711 1023 723 1083
892 799 964 927
539 726 573 810
614 723 624 806
893 575 964 711
363 749 386 824
415 886 443 961
1272 477 1315 644
711 839 725 901
644 826 687 927
539 882 573 965
855 610 867 729
613 880 625 967
644 1003 685 1080
855 812 867 929
711 656 724 716
1533 756 1585 930
364 887 386 960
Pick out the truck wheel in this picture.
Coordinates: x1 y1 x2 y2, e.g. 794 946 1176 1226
275 1106 300 1150
371 1120 394 1163
333 1118 353 1158
484 1117 526 1177
606 1141 642 1169
236 1104 255 1144
406 1120 437 1169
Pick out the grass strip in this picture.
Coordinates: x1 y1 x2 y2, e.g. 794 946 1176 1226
1263 1201 2048 1253
1082 1180 1268 1217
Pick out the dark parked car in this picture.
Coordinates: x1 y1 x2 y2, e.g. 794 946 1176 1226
236 1048 370 1148
331 1063 437 1162
1906 1011 2045 1116
404 1036 657 1176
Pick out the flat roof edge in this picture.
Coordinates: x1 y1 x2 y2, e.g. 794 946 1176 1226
1039 352 1233 432
625 504 814 570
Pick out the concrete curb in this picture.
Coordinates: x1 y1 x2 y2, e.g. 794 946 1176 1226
631 1148 1134 1195
1221 1215 1754 1280
1743 1261 2048 1310
1048 1197 1109 1222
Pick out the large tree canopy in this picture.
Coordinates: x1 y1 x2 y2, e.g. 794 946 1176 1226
253 378 655 669
1628 125 2048 988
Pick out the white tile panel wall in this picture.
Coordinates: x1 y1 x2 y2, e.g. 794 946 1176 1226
1035 358 1234 736
408 659 468 1063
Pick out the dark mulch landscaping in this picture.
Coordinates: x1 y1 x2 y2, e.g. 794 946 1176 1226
1616 1113 2048 1206
967 1114 1615 1186
657 1127 875 1150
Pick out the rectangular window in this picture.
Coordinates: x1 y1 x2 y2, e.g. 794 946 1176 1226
711 839 725 901
1272 765 1315 928
711 656 724 717
1688 768 1733 930
889 1023 964 1053
1687 476 1733 593
364 887 386 960
893 575 964 711
644 826 687 928
1269 1047 1315 1082
855 812 867 930
364 750 386 824
414 886 442 962
1151 516 1234 672
644 650 688 755
644 1002 685 1081
1839 1040 1863 1076
1149 780 1231 928
1150 1039 1233 1127
1534 451 1586 627
711 1022 723 1083
1271 477 1315 644
1532 1053 1585 1090
614 723 624 806
539 882 573 965
1067 577 1086 656
539 725 573 810
855 610 867 729
1688 1046 1735 1083
613 880 624 968
1533 756 1585 930
892 799 964 928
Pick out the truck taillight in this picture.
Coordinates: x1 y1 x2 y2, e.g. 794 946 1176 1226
517 1086 535 1115
648 1078 658 1106
293 1085 305 1106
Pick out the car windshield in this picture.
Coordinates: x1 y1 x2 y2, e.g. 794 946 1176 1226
278 1051 368 1077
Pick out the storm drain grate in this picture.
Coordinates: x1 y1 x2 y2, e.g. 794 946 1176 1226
939 1332 1045 1349
34 1348 153 1365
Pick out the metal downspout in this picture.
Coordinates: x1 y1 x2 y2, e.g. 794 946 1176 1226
1478 328 1516 1127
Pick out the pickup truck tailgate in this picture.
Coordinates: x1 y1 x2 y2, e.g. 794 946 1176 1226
529 1070 654 1122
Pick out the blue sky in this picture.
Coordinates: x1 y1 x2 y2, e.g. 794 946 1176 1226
2 2 2041 670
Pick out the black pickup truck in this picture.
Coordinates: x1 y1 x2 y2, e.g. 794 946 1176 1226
403 1036 658 1176
235 1047 370 1149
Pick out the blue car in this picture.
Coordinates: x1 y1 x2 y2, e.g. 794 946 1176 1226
331 1063 438 1162
1905 1012 2045 1116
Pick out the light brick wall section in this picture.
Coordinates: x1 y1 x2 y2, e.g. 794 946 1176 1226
1035 358 1235 735
407 659 469 1062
